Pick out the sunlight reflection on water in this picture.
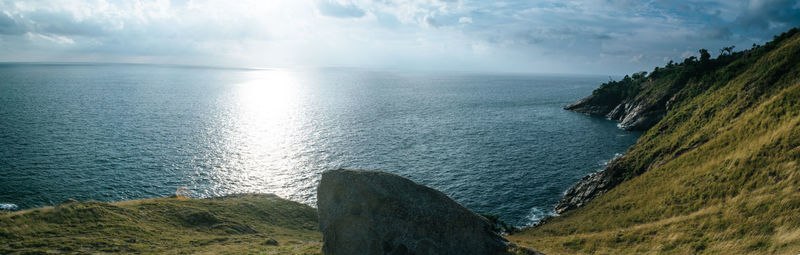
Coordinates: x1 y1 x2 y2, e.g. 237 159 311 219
0 65 639 226
192 70 321 203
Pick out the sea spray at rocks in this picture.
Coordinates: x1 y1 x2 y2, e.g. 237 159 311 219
0 203 18 211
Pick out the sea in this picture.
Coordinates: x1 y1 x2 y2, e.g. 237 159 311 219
0 63 639 226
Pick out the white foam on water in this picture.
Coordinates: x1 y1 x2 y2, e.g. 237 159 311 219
525 207 558 226
0 203 19 211
599 152 625 166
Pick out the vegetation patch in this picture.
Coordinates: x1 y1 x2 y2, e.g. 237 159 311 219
0 194 322 254
510 28 800 254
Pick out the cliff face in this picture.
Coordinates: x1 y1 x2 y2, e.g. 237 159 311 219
554 157 627 214
564 88 668 131
556 28 800 214
511 27 800 254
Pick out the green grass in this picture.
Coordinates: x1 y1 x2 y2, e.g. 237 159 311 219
0 194 321 254
510 28 800 254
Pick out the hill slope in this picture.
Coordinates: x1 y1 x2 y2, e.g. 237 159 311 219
0 194 321 254
510 28 800 254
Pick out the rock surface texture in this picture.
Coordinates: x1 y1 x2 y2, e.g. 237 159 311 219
559 95 654 213
554 158 630 214
317 169 511 255
558 81 676 212
563 94 667 131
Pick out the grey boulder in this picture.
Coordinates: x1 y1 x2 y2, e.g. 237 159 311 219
317 169 510 255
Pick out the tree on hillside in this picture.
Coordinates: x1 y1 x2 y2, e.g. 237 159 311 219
720 45 735 55
699 49 711 62
683 56 697 65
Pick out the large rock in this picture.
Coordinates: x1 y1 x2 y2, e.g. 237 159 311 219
317 169 510 255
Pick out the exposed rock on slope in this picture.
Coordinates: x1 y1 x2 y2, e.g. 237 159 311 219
563 75 676 131
559 75 683 213
317 169 512 255
511 28 800 254
558 29 800 214
554 158 626 214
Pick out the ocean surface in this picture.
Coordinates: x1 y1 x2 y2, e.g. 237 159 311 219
0 63 639 226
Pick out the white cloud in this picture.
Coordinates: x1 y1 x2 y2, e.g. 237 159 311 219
315 0 366 18
27 32 75 44
680 50 694 59
629 54 643 63
0 0 797 74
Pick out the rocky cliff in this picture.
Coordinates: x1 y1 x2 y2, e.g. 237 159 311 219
555 29 798 214
554 157 627 214
564 87 667 131
511 27 800 254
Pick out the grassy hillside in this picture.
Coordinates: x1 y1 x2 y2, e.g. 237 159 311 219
0 194 321 254
511 28 800 254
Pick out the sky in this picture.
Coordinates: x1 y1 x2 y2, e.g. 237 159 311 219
0 0 799 75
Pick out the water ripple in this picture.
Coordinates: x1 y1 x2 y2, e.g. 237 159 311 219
0 65 639 225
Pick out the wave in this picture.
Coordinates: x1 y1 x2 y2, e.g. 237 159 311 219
525 207 558 226
0 203 19 211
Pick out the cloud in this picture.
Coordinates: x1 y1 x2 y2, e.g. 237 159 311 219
735 0 800 31
315 0 366 18
630 54 643 63
701 26 732 40
25 10 111 37
28 32 74 44
423 14 440 27
0 12 25 35
592 33 613 40
0 0 799 74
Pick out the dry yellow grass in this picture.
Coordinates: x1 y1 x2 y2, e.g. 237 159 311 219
510 28 800 254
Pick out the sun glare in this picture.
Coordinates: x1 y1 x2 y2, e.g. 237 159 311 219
236 70 299 115
214 69 309 198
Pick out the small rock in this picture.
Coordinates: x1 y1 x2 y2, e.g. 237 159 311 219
263 238 279 246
